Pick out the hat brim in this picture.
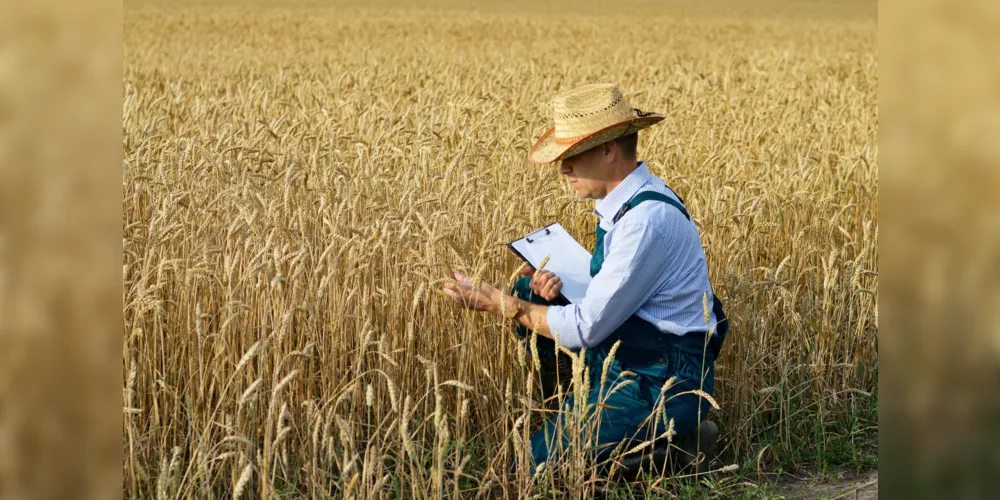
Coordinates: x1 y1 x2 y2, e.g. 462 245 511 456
527 113 665 164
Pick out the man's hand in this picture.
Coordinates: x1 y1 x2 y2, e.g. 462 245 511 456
521 265 563 302
439 267 554 338
442 271 501 313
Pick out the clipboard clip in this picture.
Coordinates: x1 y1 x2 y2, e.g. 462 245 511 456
525 226 551 243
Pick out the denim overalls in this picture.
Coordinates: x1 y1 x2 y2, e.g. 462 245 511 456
510 187 729 471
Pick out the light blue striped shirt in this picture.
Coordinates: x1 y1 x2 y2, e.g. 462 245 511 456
546 162 720 350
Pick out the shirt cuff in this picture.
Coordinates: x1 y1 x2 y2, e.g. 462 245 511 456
546 304 585 350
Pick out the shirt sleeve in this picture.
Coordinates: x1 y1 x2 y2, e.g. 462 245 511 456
545 218 673 350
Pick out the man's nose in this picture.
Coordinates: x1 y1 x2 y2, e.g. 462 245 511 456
558 161 571 175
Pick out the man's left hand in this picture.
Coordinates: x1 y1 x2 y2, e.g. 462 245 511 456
441 270 500 313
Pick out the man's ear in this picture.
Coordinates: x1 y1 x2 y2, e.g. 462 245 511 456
602 141 616 163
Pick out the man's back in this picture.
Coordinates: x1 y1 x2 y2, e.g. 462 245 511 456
548 161 722 350
595 165 720 336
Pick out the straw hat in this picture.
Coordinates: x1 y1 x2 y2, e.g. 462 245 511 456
527 83 664 164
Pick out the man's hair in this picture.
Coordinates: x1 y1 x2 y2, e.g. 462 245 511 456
613 132 639 160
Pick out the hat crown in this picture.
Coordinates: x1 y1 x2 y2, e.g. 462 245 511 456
552 83 634 140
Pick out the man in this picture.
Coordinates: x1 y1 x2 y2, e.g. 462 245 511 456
441 83 729 476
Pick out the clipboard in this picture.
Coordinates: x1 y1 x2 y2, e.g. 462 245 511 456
506 222 593 304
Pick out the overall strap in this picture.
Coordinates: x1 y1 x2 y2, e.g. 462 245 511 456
612 188 690 224
592 185 690 277
590 224 607 278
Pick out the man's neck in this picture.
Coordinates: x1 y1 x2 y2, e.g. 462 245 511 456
597 160 640 199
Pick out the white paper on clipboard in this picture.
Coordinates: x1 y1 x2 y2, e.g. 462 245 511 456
508 223 592 304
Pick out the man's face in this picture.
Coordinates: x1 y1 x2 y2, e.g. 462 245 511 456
558 143 614 200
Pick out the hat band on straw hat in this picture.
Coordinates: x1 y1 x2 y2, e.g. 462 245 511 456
615 108 658 141
554 133 590 145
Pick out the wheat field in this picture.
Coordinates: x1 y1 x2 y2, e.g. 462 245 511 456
123 1 877 497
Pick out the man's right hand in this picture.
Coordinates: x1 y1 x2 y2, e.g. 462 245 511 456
521 265 563 302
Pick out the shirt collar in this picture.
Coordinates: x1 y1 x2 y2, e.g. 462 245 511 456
594 161 654 223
